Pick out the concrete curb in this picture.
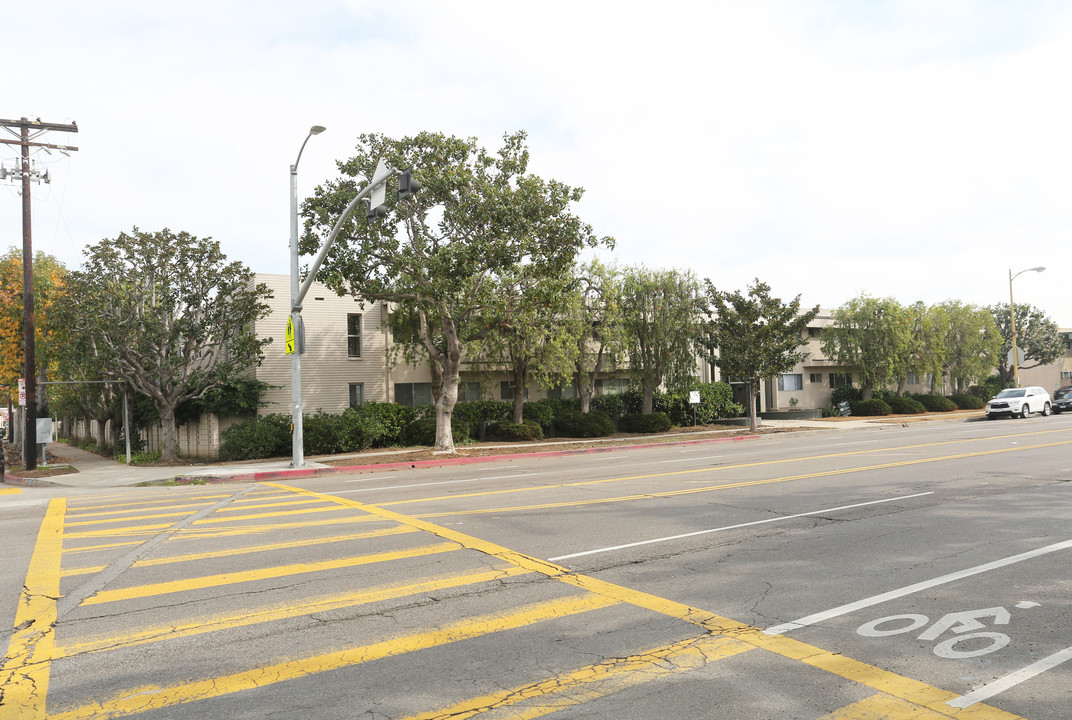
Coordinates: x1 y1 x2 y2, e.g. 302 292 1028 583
167 433 763 485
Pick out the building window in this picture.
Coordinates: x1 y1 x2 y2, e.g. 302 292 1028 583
460 382 481 402
595 377 629 396
547 381 577 400
501 381 529 401
807 327 822 338
349 383 363 408
1061 370 1072 380
809 373 823 384
777 374 803 391
347 314 362 357
395 382 433 408
906 372 920 385
829 372 853 389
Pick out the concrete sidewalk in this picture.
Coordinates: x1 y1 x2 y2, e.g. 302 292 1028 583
2 412 979 489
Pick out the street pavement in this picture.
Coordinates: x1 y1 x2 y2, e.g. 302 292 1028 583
1 413 980 489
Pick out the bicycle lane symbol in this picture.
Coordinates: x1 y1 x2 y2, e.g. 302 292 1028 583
857 601 1041 659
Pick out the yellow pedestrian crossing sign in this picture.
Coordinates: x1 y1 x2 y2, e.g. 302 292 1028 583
285 316 295 355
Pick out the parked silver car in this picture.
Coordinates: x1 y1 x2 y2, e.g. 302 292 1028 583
985 386 1052 419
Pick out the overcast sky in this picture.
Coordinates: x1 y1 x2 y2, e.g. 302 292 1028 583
2 1 1070 324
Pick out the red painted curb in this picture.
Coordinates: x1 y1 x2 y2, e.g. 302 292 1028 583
170 433 761 485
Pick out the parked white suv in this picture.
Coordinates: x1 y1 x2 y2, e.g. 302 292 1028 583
985 386 1052 419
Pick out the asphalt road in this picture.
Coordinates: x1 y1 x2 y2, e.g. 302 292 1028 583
1 415 1070 719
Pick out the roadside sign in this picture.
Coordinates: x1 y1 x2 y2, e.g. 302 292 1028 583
689 391 701 404
285 317 295 355
36 417 53 444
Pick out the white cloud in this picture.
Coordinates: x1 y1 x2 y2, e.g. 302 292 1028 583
1 0 1069 325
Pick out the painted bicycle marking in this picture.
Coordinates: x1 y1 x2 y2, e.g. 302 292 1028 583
857 601 1039 659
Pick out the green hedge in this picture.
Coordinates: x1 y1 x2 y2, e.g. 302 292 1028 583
947 394 984 410
219 414 290 461
405 415 471 446
553 410 616 438
618 411 672 433
849 399 892 416
912 394 957 412
486 420 544 441
886 395 926 414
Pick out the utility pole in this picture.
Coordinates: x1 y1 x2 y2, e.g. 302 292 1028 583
0 117 78 470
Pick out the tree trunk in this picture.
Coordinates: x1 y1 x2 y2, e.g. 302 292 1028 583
511 364 526 425
158 402 180 462
642 380 655 415
861 382 873 401
746 381 758 433
433 350 461 454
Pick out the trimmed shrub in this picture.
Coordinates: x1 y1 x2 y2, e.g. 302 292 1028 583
405 416 471 446
947 394 984 410
969 377 1007 403
886 395 927 415
618 411 672 433
523 399 571 434
659 383 744 425
452 400 511 438
912 394 957 412
553 410 616 438
302 410 348 455
590 393 630 421
848 399 892 416
345 402 415 447
219 413 290 461
831 386 862 405
486 420 544 442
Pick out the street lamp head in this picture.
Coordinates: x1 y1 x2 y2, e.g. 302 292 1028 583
1029 266 1045 273
310 125 326 135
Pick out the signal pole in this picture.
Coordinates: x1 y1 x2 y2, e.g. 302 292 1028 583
0 117 78 470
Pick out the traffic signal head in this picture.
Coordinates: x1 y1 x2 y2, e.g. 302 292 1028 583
398 169 420 200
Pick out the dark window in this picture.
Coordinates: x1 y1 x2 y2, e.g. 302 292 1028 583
829 373 853 389
394 382 433 408
777 374 803 391
349 383 363 408
809 373 823 384
347 314 361 357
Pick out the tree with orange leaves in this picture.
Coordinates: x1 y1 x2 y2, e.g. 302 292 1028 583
0 248 68 410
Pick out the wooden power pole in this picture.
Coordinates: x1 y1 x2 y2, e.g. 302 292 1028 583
0 117 78 470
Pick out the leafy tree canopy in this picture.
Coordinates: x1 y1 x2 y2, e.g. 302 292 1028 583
303 130 609 452
702 278 818 431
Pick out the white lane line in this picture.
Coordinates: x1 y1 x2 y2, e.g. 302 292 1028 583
659 455 723 464
337 473 537 493
765 537 1072 636
547 492 933 562
948 645 1072 708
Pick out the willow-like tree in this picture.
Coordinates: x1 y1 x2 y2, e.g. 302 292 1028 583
567 259 626 414
67 228 271 461
304 131 606 452
702 279 818 432
933 301 1001 393
821 295 911 400
620 266 705 414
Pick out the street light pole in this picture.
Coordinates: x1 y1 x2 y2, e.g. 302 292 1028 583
290 125 325 468
1009 265 1045 388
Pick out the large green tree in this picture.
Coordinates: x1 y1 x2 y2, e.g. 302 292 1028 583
702 279 818 432
480 266 580 423
989 302 1064 384
304 131 607 453
821 295 912 400
620 266 705 414
933 301 1001 393
66 228 271 461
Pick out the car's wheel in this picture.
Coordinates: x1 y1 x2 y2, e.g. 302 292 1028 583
1021 404 1031 418
1043 402 1052 416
